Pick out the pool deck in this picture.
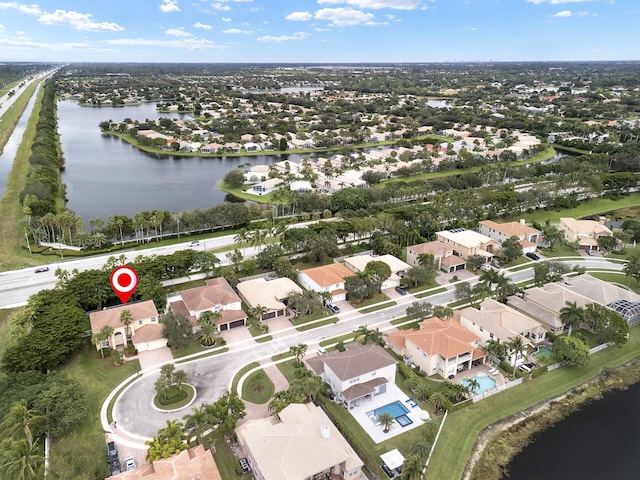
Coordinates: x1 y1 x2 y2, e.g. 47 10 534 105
347 383 430 444
455 363 507 389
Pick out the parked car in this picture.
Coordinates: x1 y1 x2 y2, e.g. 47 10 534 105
124 457 136 471
35 266 49 273
525 252 540 261
381 463 394 478
491 260 501 269
481 264 492 272
395 285 407 295
109 459 121 476
239 458 250 473
519 363 533 373
587 249 595 256
106 441 118 460
328 303 340 314
316 347 327 356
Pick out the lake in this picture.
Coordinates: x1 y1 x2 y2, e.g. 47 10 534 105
506 381 640 480
57 101 296 221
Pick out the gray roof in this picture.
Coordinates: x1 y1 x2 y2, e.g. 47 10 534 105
313 343 396 381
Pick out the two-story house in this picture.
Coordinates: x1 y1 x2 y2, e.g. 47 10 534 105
406 240 467 272
168 277 247 331
387 317 484 378
343 254 410 290
89 300 165 352
558 217 613 251
478 220 541 254
436 229 497 264
297 263 356 303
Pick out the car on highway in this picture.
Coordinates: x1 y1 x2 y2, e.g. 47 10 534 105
35 266 49 273
189 240 200 247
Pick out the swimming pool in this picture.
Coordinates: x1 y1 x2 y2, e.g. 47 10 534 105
462 375 496 395
532 345 552 360
367 401 409 420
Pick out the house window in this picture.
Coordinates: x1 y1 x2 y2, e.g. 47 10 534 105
371 371 376 376
489 333 494 339
101 340 109 348
138 320 143 326
479 327 484 332
151 317 157 322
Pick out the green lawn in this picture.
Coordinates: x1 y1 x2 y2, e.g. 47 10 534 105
360 300 397 314
425 324 640 480
296 318 338 332
241 369 275 404
519 193 640 226
201 430 240 480
351 293 390 309
290 309 332 326
153 384 195 410
232 362 260 392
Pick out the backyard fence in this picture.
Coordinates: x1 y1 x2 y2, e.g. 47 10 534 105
471 377 523 403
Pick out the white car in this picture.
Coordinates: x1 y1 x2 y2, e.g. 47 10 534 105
189 240 200 247
124 457 136 471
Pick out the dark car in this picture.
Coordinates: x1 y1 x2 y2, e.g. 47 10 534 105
328 303 340 314
491 260 501 269
239 458 250 473
109 459 121 476
381 463 394 478
395 285 407 295
106 441 118 460
35 266 49 273
526 252 540 261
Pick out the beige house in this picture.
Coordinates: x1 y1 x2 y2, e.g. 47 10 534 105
297 263 356 302
237 403 363 480
343 254 410 290
558 217 613 250
436 229 497 263
89 300 165 352
478 220 541 254
387 317 484 378
168 277 247 331
457 299 545 366
406 240 466 272
236 277 302 320
107 445 222 480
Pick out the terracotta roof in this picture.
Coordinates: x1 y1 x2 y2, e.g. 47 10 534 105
441 255 466 267
388 317 479 358
89 301 158 333
178 277 241 311
131 323 165 345
169 300 196 325
300 263 355 288
107 445 222 480
407 241 450 256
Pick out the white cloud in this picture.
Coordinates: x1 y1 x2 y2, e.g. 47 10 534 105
257 31 309 42
527 0 592 4
105 37 221 50
552 10 572 16
317 0 421 9
286 11 313 21
211 2 232 10
0 37 90 51
314 7 375 26
0 23 4 29
0 2 42 15
223 28 253 34
159 0 180 12
166 28 192 37
193 22 212 29
221 17 231 21
38 10 124 31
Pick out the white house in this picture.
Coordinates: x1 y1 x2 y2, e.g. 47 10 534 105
343 254 410 290
297 263 356 303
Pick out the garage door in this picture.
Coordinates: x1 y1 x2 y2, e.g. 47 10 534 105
229 319 245 329
137 338 168 352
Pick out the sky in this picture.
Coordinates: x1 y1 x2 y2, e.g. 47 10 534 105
0 0 638 63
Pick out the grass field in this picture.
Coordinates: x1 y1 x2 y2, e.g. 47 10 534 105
0 82 44 271
241 369 275 404
425 324 640 480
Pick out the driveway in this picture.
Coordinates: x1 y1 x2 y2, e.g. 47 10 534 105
138 347 173 371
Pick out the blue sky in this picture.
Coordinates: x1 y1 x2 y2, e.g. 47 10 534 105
0 0 637 63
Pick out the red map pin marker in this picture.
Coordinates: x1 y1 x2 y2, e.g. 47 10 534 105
110 266 139 304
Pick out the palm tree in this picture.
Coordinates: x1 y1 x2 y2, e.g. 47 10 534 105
377 412 395 433
559 301 585 336
91 325 114 357
196 322 218 346
433 305 453 320
354 325 371 343
0 400 45 449
483 338 506 362
427 391 448 416
410 437 431 461
119 309 133 346
289 343 308 364
234 229 250 256
623 255 640 287
154 375 172 401
414 382 431 402
0 438 44 480
401 453 425 480
251 305 268 324
183 405 211 445
509 336 527 377
494 274 516 302
466 378 481 396
318 291 333 311
91 232 107 249
173 370 188 395
479 267 500 289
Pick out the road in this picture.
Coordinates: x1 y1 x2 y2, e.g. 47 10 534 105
0 68 57 119
110 257 625 440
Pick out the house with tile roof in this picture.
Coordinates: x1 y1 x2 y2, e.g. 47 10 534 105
237 403 363 480
343 254 410 290
168 277 247 331
89 300 165 352
406 240 467 272
558 217 613 251
457 299 545 366
236 277 302 320
436 229 498 264
305 343 397 408
478 220 541 254
297 263 356 303
107 445 222 480
386 317 484 378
